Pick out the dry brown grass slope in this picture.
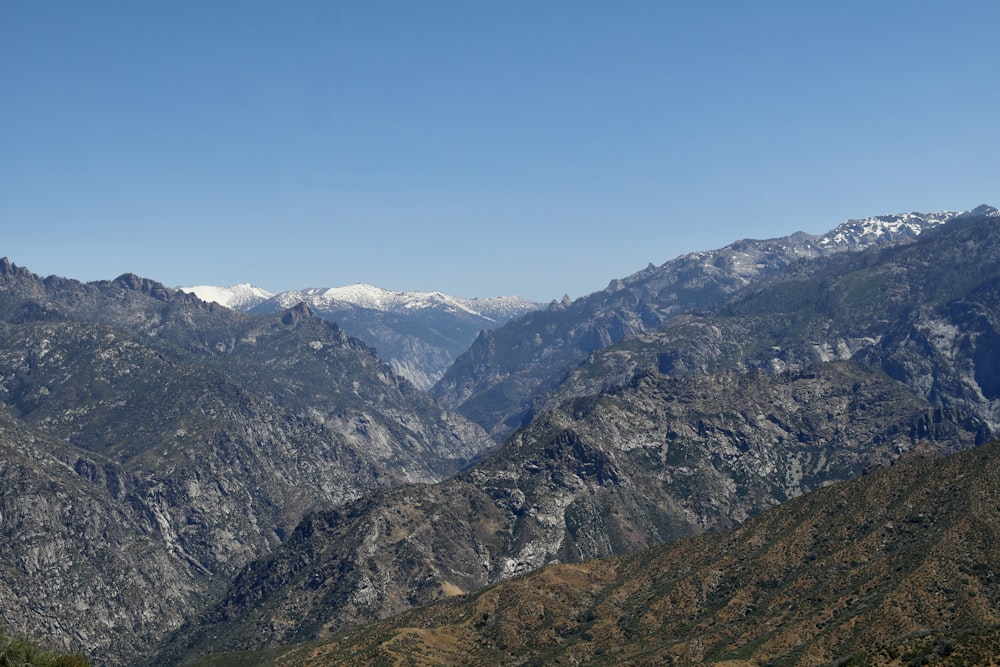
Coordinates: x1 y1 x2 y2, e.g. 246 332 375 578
262 440 1000 667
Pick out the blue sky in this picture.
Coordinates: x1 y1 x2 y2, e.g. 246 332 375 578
3 1 998 302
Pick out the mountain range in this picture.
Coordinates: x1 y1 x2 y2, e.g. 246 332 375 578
0 261 491 664
1 204 998 666
179 283 540 389
155 206 1000 665
432 207 980 439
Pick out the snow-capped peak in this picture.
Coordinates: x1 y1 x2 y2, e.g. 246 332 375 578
269 283 538 321
818 210 960 250
178 283 274 310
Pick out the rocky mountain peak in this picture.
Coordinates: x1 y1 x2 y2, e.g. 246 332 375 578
0 257 38 282
968 203 999 216
280 301 315 324
110 273 175 301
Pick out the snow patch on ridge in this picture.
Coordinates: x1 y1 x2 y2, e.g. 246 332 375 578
267 284 538 320
818 210 959 250
179 284 274 310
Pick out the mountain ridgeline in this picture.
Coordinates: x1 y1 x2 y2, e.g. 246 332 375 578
1 205 999 666
432 208 975 439
0 260 492 664
155 206 1000 664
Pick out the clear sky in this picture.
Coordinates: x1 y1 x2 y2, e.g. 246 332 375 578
3 1 998 302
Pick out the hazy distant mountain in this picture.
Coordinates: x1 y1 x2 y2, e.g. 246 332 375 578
258 284 538 322
179 283 274 310
180 282 541 389
434 206 992 438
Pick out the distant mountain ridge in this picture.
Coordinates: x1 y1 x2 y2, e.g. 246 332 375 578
259 284 538 322
816 208 960 250
180 283 537 322
178 283 274 310
434 206 995 438
179 283 540 389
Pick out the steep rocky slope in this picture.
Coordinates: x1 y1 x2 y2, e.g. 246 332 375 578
432 208 981 439
247 439 1000 666
0 261 492 665
158 361 986 663
538 206 1000 431
0 406 206 663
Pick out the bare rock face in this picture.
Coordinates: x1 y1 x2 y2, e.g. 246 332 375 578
859 295 1000 431
160 361 986 663
0 262 493 666
0 410 207 661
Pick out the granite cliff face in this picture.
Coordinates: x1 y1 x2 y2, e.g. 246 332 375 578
0 406 207 663
0 262 492 665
